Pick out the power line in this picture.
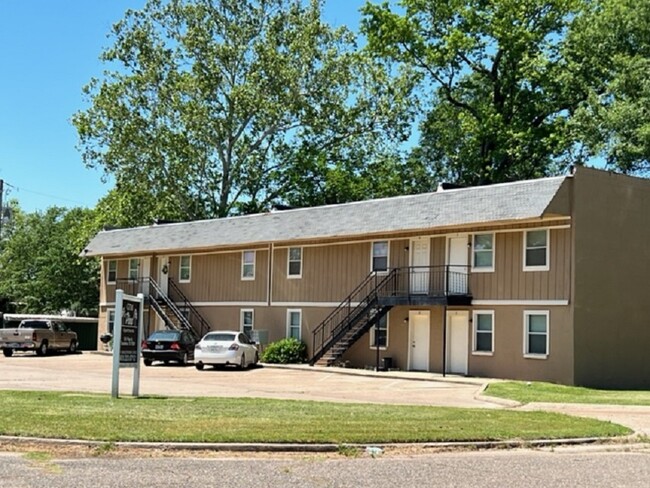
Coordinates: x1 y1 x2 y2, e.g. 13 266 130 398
3 182 87 206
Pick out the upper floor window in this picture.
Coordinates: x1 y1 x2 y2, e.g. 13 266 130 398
472 233 494 271
128 258 139 280
524 229 549 271
242 250 255 280
524 311 549 358
288 247 302 278
179 255 191 282
370 313 389 349
287 309 301 340
241 309 254 337
473 311 494 354
106 260 117 284
371 241 389 273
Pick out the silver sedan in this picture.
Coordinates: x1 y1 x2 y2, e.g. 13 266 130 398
194 331 259 370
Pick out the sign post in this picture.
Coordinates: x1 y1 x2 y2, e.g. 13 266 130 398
111 290 145 398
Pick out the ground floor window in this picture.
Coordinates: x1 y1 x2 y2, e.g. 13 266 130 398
370 313 388 348
472 311 494 354
241 309 254 337
524 311 549 357
287 309 301 340
107 309 115 334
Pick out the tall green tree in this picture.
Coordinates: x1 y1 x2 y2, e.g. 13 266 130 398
567 0 650 173
0 206 99 316
74 0 413 225
362 0 650 184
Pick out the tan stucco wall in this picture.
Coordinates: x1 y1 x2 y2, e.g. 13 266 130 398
572 167 650 388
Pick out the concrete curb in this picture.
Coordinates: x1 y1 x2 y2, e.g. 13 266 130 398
474 383 522 408
0 435 629 453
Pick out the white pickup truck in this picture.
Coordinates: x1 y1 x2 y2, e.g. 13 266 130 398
0 319 78 357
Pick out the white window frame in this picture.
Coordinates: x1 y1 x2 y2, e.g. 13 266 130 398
179 255 192 283
370 240 390 274
241 309 254 336
523 310 549 359
523 229 550 271
107 309 115 335
128 258 140 280
242 250 256 280
287 247 302 279
472 233 495 272
369 312 389 350
472 310 494 355
106 260 117 284
286 309 302 340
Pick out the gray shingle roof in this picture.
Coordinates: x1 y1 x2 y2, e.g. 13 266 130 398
84 175 569 257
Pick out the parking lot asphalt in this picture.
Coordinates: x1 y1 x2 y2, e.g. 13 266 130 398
0 352 498 408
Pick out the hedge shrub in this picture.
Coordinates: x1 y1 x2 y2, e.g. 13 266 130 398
261 338 308 364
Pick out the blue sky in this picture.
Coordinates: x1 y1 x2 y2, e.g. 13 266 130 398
0 0 368 213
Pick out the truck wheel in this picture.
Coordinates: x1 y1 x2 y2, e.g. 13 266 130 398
36 342 48 356
143 359 153 367
68 341 78 354
2 348 13 357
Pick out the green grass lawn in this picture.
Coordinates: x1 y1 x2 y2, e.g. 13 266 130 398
486 381 650 406
0 390 629 443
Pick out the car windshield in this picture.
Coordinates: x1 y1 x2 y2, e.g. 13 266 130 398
20 321 49 329
148 331 181 341
203 333 236 342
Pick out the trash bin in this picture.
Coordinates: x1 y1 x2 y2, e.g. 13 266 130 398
381 357 393 371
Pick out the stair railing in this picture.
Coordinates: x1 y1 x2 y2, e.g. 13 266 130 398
167 278 211 340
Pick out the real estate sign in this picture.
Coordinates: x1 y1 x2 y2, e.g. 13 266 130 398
111 290 144 398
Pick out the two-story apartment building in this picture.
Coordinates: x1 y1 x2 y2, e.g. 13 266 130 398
84 167 650 389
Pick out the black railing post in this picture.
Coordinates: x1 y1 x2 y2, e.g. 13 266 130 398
445 265 450 295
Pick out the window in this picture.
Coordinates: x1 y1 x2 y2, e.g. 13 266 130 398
473 311 494 354
179 255 191 282
524 311 549 357
241 309 254 337
107 309 115 334
106 260 117 284
524 229 549 270
371 241 389 273
128 258 139 280
287 309 302 340
370 313 389 349
288 247 302 278
242 251 255 279
472 233 494 271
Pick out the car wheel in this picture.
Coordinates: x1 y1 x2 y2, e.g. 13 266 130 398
2 348 13 357
36 341 48 356
68 340 78 354
195 363 204 371
143 358 153 367
254 351 259 366
180 352 188 366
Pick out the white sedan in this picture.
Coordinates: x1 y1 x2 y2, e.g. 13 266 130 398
194 331 259 370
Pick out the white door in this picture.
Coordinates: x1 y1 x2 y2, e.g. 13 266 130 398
447 236 469 294
410 238 430 294
408 311 430 371
447 311 469 375
158 256 169 296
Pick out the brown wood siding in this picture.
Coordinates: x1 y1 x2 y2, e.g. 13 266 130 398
431 236 446 266
102 259 131 304
171 251 268 302
469 228 571 300
272 243 371 303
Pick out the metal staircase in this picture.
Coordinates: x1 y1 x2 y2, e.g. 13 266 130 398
116 277 210 341
310 270 396 366
310 265 472 367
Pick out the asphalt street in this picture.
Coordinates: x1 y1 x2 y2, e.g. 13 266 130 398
0 447 648 488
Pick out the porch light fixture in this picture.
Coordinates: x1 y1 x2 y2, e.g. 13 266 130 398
403 317 409 324
162 264 169 274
